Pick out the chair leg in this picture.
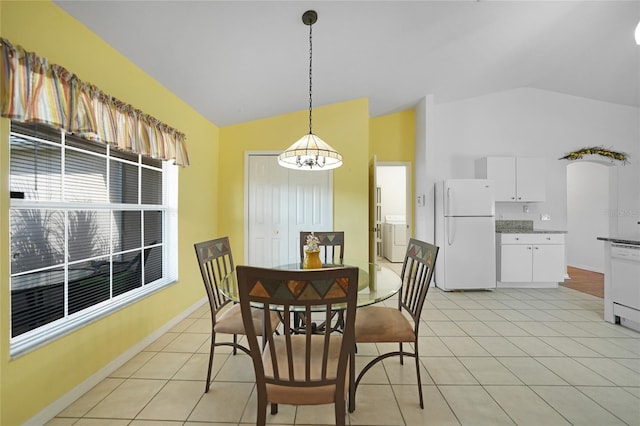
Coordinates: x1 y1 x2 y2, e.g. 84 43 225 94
348 349 356 412
205 332 216 393
232 334 238 355
399 342 404 365
257 397 267 426
271 403 278 414
335 399 346 426
414 342 424 409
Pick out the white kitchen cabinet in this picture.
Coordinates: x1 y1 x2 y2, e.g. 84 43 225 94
497 233 565 287
475 157 546 202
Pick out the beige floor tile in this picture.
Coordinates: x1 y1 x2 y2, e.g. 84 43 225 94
538 337 604 357
173 352 228 381
355 341 381 356
73 420 131 425
448 299 486 310
383 356 433 385
543 309 596 322
239 386 296 424
111 351 156 378
438 385 514 426
477 300 511 310
137 380 204 421
577 386 640 425
439 336 491 356
353 355 390 385
421 308 454 321
162 332 209 352
131 352 191 379
85 378 166 419
44 419 78 426
539 322 595 337
572 338 639 358
145 332 179 351
188 382 255 423
495 300 536 310
169 317 197 333
614 358 640 374
505 336 565 357
455 321 499 337
484 385 570 426
458 357 522 385
426 321 467 337
519 309 564 321
508 321 561 337
474 336 527 356
623 386 640 398
607 337 640 354
185 317 212 333
214 352 256 382
57 378 124 417
532 386 626 425
571 321 633 338
466 309 505 321
417 336 454 356
348 384 405 425
442 309 477 321
494 309 534 322
130 421 184 425
392 384 459 425
422 357 478 385
296 403 346 425
535 357 614 386
574 357 640 387
497 357 567 386
483 321 530 337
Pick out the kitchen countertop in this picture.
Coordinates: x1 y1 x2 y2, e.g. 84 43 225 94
597 236 640 246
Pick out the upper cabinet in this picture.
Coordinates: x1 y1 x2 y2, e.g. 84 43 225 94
475 157 546 202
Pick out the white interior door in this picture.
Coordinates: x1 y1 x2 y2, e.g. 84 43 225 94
247 154 332 266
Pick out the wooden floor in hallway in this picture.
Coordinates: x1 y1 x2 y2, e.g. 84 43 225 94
562 266 604 298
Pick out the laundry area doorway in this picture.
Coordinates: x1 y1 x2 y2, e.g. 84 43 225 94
376 162 411 262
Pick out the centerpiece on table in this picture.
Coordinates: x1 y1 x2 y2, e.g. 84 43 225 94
303 232 322 269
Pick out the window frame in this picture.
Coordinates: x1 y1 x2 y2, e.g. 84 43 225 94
8 123 178 358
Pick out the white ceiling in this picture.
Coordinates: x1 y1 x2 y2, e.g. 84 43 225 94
55 0 640 128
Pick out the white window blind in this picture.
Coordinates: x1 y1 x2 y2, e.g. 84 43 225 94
9 122 178 357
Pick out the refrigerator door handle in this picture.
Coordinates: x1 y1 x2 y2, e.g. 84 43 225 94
446 187 451 217
447 218 453 246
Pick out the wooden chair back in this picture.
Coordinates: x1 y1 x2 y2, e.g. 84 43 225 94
194 237 235 321
299 231 345 265
398 238 439 326
236 265 358 426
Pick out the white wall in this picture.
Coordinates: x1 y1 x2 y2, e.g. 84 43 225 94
567 162 609 272
377 166 406 220
423 88 639 238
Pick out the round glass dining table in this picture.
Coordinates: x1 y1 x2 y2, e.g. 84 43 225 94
219 259 403 309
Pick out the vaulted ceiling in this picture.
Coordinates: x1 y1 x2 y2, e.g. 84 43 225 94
55 1 640 128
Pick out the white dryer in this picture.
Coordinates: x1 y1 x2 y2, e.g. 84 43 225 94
383 215 408 262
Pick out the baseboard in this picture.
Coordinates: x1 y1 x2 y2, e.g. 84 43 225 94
23 297 208 426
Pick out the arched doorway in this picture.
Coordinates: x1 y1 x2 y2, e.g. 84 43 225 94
566 160 617 273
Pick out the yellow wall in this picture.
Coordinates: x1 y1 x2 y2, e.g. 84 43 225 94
370 110 415 162
0 2 219 424
370 110 416 232
219 98 371 264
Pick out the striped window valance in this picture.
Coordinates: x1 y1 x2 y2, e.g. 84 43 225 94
0 38 189 166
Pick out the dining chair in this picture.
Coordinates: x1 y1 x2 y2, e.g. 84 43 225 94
236 265 359 426
349 238 438 412
300 231 345 265
194 237 279 393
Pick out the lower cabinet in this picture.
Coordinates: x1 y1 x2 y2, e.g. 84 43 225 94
497 233 565 287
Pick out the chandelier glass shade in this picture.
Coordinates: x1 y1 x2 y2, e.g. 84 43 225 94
635 21 640 45
278 10 343 171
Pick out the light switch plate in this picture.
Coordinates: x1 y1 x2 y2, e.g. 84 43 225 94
540 213 551 221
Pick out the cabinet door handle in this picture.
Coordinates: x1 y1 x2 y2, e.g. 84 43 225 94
527 246 532 250
534 246 539 250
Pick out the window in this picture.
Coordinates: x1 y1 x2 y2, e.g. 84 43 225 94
9 122 178 356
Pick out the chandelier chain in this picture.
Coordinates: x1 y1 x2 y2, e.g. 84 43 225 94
308 21 313 135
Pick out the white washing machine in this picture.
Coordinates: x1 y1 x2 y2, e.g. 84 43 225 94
383 215 408 262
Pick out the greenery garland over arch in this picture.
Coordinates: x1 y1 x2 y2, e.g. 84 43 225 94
559 147 629 164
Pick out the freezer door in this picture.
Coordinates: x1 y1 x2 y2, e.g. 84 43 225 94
444 179 495 217
441 216 496 290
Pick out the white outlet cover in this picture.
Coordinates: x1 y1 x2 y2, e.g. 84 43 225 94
540 213 551 221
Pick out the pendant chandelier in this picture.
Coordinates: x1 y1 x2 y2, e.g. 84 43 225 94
278 10 343 171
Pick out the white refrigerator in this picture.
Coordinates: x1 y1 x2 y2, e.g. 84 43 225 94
434 179 496 290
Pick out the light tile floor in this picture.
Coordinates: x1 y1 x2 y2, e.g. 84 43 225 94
49 262 640 425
